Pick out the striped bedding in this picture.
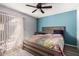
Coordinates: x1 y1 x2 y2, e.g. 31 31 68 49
28 34 64 55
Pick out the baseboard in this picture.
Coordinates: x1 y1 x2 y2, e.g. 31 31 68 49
65 44 77 48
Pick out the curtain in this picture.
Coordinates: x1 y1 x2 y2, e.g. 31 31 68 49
0 11 24 55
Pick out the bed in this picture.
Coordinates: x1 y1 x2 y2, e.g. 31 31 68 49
23 26 65 56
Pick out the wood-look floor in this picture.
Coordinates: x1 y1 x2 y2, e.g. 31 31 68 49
64 45 79 56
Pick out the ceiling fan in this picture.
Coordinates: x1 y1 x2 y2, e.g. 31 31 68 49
26 3 52 14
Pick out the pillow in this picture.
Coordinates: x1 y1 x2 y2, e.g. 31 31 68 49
54 30 64 36
43 28 54 34
35 32 47 35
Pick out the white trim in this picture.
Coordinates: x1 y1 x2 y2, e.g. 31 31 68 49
65 44 77 48
65 50 79 55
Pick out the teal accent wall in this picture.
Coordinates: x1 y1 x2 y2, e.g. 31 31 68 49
37 10 77 45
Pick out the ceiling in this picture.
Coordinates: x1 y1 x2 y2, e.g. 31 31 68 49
1 3 79 18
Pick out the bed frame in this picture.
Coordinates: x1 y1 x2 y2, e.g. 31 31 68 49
23 40 63 56
23 26 65 56
42 26 65 37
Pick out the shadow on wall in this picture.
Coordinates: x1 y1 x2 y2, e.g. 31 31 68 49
64 29 77 46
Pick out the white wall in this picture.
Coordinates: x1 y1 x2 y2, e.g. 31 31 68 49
23 16 36 39
77 8 79 49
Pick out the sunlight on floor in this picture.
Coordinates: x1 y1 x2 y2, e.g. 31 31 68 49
4 49 33 56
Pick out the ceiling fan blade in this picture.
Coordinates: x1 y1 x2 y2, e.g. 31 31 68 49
40 9 44 13
32 9 38 13
26 5 36 8
41 6 52 8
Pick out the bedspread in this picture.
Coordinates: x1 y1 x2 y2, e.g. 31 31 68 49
28 34 64 55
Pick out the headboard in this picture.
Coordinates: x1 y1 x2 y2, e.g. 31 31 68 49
42 26 65 37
